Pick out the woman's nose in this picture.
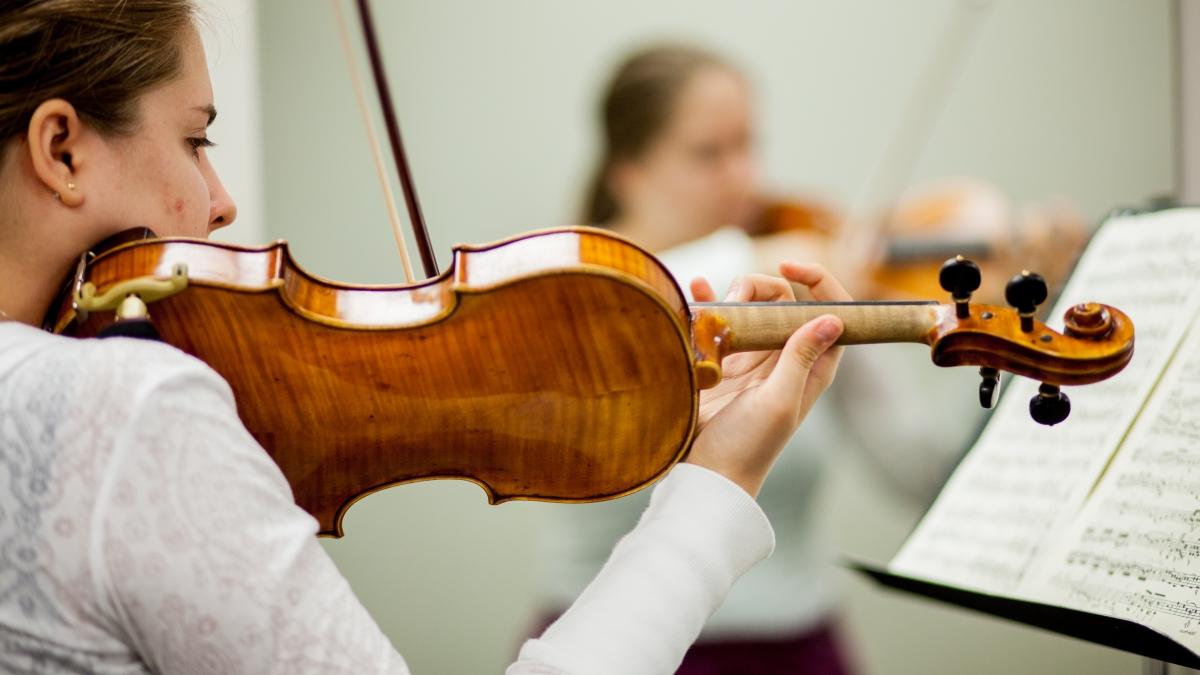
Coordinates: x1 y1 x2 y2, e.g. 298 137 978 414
207 169 238 232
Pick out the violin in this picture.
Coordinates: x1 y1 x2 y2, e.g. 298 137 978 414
749 180 1088 303
52 226 1132 537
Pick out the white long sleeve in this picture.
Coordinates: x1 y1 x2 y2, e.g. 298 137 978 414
0 323 775 675
508 464 775 675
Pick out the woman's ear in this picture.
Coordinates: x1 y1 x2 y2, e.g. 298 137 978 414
26 98 85 207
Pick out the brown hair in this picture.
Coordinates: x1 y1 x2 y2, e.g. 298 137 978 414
582 44 735 225
0 0 197 165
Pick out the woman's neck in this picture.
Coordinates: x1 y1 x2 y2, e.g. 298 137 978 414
0 247 71 327
0 189 76 327
0 154 76 326
608 216 712 255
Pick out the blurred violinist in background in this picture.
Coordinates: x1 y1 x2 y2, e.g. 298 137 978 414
535 43 1088 675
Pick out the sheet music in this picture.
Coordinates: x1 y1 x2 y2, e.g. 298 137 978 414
1030 315 1200 647
890 209 1200 596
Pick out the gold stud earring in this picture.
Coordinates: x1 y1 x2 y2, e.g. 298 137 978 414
67 182 76 191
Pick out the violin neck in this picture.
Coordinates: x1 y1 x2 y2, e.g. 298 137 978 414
691 301 940 353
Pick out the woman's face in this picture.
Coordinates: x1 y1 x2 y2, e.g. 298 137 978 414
0 23 237 323
615 66 758 239
75 26 236 241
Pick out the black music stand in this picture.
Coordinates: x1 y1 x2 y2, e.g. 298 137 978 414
850 561 1200 672
850 200 1200 674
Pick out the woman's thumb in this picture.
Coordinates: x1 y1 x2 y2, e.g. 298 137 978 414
759 314 843 407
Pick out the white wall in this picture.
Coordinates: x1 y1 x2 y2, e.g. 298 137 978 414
1182 0 1200 203
254 1 1173 673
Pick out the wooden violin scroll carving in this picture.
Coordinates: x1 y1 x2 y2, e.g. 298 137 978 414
1063 303 1114 339
933 260 1133 426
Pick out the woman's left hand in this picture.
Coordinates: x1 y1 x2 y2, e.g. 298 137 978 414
684 262 851 497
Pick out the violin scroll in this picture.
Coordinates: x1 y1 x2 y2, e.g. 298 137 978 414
1019 304 1116 426
932 257 1134 426
1064 302 1114 339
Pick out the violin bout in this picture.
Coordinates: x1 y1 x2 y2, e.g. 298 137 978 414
59 229 708 536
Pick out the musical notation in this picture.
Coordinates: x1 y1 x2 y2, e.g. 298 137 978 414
1063 551 1200 588
1051 579 1200 631
1087 502 1200 531
888 207 1200 600
1131 447 1200 471
1114 472 1200 498
1078 526 1200 561
1025 311 1200 649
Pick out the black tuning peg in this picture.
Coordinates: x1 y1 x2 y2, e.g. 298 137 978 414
1029 383 1070 426
939 256 982 319
979 367 1001 409
1005 270 1048 332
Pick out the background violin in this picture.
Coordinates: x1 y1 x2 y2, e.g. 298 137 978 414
747 177 1089 303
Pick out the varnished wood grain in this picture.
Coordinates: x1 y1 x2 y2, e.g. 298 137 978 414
928 302 1134 386
67 229 697 536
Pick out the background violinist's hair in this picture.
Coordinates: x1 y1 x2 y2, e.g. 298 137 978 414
582 43 741 226
0 0 197 165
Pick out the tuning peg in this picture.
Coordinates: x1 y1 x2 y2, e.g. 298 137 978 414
1005 270 1048 332
1029 383 1070 426
979 367 1001 409
939 256 982 319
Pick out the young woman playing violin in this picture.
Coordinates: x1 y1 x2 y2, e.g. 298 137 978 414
0 3 854 673
538 44 1007 675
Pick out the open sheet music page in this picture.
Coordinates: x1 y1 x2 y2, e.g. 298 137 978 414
890 209 1200 598
1029 313 1200 648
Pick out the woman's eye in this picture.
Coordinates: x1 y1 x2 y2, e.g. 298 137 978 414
187 136 216 158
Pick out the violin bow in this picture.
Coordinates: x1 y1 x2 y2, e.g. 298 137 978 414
337 0 991 284
330 0 440 280
839 0 995 258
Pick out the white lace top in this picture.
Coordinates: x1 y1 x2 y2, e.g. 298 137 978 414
0 321 773 675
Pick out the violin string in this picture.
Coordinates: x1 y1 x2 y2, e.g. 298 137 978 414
330 0 416 284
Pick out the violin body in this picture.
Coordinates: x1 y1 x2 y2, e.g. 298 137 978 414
63 229 702 536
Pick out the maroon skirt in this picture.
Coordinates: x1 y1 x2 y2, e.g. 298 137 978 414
530 612 858 675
